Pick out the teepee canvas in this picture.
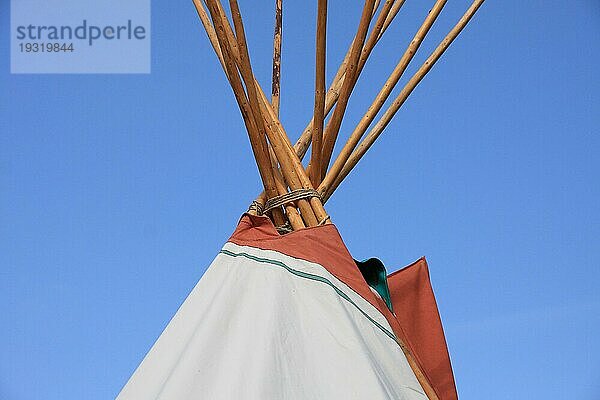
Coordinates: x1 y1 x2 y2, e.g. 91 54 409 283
117 215 456 399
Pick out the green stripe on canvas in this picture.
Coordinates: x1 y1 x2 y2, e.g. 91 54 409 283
219 248 398 343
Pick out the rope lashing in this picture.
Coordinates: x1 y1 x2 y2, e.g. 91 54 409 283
248 190 331 227
317 215 331 226
247 200 264 215
263 188 323 214
275 221 293 235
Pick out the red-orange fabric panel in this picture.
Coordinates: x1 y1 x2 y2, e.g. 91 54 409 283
228 214 376 311
388 259 458 400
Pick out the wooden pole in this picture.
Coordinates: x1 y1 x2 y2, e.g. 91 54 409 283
246 0 400 207
201 0 392 184
319 0 447 197
307 0 393 185
196 0 295 226
319 0 377 179
271 0 283 116
358 0 397 77
203 0 286 225
257 88 329 225
291 0 403 165
268 0 301 227
193 0 225 69
269 147 306 230
224 0 299 228
380 0 407 37
196 0 325 227
323 0 486 202
220 0 323 227
223 0 315 228
402 345 440 400
310 0 327 187
193 1 281 221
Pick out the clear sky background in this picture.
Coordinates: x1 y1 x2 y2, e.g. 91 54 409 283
1 1 599 399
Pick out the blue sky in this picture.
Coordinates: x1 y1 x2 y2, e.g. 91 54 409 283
1 1 599 399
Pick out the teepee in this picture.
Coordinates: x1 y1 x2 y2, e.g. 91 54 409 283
117 1 484 399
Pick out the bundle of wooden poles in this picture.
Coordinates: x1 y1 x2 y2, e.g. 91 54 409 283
193 0 485 233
